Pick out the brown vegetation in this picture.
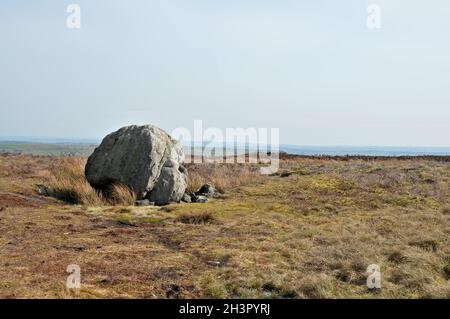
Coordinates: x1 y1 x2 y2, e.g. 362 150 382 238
185 162 263 193
44 157 135 206
0 154 449 298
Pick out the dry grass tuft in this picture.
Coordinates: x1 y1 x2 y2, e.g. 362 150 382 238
107 183 136 206
298 277 331 299
185 163 262 193
45 159 261 206
261 282 297 299
443 264 450 280
408 240 440 252
175 212 215 224
387 251 408 264
2 154 450 298
47 157 104 206
46 158 136 206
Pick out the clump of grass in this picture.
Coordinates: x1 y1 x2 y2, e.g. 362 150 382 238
47 157 104 206
387 251 408 264
160 206 175 212
46 158 136 206
261 282 297 299
107 183 136 206
389 268 431 290
443 264 450 280
185 163 262 193
298 277 331 299
408 239 440 252
441 207 450 215
175 212 214 224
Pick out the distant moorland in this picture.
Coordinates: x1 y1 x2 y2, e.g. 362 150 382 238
1 142 450 158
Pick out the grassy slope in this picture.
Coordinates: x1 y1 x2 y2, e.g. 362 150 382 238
0 155 449 298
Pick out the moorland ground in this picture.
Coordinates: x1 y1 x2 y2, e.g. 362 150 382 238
0 153 449 298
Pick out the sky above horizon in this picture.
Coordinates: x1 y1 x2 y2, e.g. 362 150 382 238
0 1 449 146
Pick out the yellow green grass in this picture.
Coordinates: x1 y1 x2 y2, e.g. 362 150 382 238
0 154 449 298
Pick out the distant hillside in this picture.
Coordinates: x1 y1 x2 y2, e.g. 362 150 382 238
0 143 96 156
1 141 450 157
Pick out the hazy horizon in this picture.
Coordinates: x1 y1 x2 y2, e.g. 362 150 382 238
2 135 450 150
1 1 449 146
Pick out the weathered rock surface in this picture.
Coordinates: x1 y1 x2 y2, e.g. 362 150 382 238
195 183 217 198
85 124 187 204
181 193 192 203
148 165 188 206
190 193 208 203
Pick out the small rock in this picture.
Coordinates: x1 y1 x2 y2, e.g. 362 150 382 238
207 260 221 267
191 194 208 203
280 171 292 178
135 199 154 206
195 183 217 198
0 207 4 212
116 220 138 227
181 193 192 203
36 184 52 196
263 291 273 298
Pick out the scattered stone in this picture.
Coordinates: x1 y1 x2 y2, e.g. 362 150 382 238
135 199 154 207
263 291 273 298
207 260 221 267
181 193 192 203
85 124 188 205
280 171 292 178
195 183 217 198
36 184 52 197
116 220 138 227
191 194 208 203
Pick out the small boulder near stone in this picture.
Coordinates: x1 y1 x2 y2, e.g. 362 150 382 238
135 199 155 207
85 124 188 206
191 194 208 203
148 165 188 206
181 193 192 203
195 183 217 198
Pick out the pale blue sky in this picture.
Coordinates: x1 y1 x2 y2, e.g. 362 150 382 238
0 1 449 146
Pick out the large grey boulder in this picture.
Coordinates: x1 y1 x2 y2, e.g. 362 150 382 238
85 124 187 203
